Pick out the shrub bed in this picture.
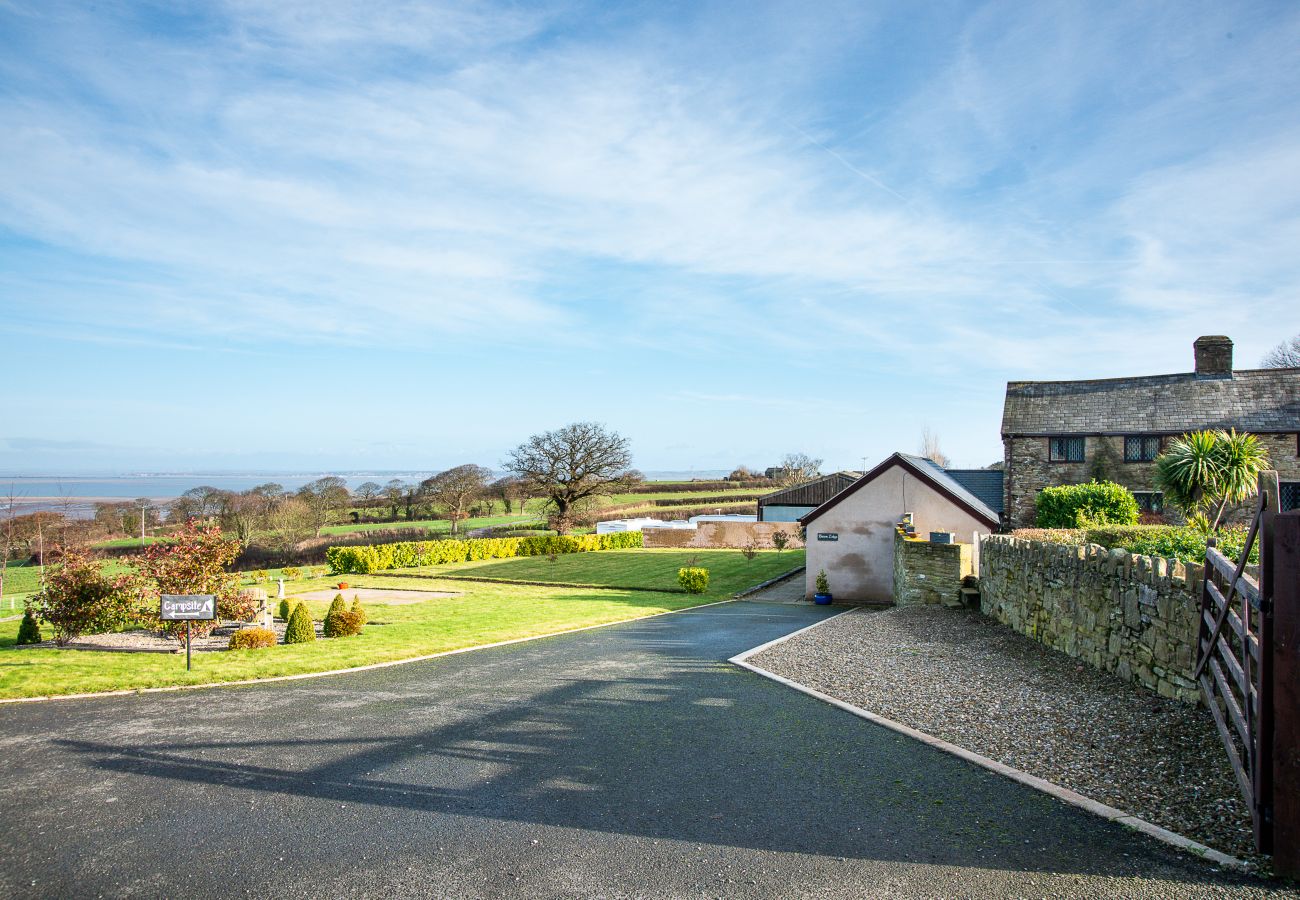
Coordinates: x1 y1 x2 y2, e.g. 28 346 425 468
325 531 644 575
1009 523 1258 565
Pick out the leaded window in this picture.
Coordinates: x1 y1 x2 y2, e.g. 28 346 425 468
1124 435 1161 462
1049 436 1085 462
1282 482 1300 513
1132 491 1164 513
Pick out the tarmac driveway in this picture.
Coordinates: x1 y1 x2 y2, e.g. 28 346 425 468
0 602 1283 898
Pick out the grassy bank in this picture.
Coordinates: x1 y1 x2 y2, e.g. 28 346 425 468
0 548 798 700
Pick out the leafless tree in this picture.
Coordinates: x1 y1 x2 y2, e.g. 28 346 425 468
221 491 266 547
383 479 406 520
355 481 382 517
264 496 315 550
296 476 350 537
920 426 950 468
423 465 492 535
776 453 823 488
505 422 636 534
1261 334 1300 368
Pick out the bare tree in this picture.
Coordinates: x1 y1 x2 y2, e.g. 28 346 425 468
383 479 406 521
920 426 950 468
489 476 524 515
296 476 350 537
505 422 636 534
264 496 315 550
220 491 267 547
775 453 823 488
423 465 492 535
1261 334 1300 368
355 481 382 518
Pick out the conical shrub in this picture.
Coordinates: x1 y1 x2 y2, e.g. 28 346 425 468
323 593 348 638
284 602 315 644
278 597 292 621
350 596 367 625
16 610 42 645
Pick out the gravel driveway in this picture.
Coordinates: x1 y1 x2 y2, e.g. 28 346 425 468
750 605 1256 861
0 601 1286 898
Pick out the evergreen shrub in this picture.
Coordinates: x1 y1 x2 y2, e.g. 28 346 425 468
228 627 276 650
16 610 42 644
284 603 315 644
278 597 293 620
1035 481 1140 528
678 567 709 594
350 596 367 625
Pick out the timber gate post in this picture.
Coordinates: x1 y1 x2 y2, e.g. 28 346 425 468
1272 508 1300 877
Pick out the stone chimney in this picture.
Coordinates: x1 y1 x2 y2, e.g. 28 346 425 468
1193 335 1233 376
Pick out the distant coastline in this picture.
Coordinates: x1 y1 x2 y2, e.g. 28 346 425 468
1 470 733 518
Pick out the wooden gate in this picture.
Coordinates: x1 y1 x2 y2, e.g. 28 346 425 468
1196 473 1278 853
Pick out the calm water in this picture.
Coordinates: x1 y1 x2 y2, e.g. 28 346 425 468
0 470 730 517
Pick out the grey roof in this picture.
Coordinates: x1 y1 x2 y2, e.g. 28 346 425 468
902 455 1003 523
1002 368 1300 436
943 468 1005 515
758 471 861 508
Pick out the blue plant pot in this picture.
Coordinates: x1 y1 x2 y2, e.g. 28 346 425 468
813 592 833 605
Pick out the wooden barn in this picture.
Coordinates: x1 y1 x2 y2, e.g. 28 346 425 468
757 471 862 522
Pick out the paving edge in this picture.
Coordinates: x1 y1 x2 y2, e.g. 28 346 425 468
732 565 807 599
0 597 741 706
728 606 1250 873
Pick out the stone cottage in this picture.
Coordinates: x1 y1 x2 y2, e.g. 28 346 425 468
1001 335 1300 527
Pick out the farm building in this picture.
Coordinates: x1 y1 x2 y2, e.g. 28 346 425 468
800 454 1001 605
756 471 861 521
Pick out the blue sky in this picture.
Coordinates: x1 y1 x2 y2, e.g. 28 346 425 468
3 0 1299 476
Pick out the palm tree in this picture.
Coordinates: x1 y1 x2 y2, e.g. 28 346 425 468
1154 429 1270 530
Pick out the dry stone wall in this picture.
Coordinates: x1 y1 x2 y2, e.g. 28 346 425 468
979 535 1203 703
640 521 803 550
892 531 972 607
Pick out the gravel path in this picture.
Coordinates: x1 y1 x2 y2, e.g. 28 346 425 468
750 604 1259 863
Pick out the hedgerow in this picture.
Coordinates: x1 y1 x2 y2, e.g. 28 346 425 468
325 531 644 575
1009 523 1258 565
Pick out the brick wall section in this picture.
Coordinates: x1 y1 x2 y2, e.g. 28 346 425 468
979 535 1204 703
641 521 804 550
892 530 973 607
1003 432 1299 527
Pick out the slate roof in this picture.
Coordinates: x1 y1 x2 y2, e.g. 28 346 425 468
799 453 1001 528
1001 368 1300 436
942 468 1005 515
758 471 862 508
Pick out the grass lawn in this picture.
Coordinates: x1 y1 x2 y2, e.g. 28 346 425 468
388 548 805 595
0 548 800 700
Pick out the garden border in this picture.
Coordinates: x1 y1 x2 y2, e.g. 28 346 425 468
0 597 739 705
733 565 805 599
728 606 1249 872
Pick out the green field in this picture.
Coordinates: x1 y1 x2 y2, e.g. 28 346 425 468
0 548 799 700
321 513 544 536
390 548 804 594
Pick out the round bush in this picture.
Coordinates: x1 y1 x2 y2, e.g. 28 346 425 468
228 627 276 650
677 567 709 594
284 603 316 644
1035 481 1140 529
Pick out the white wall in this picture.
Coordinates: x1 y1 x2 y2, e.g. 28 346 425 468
804 465 993 603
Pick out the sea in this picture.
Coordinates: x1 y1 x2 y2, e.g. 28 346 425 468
0 470 732 518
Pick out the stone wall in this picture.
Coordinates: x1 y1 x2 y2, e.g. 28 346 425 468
979 535 1204 703
641 521 804 550
892 530 973 607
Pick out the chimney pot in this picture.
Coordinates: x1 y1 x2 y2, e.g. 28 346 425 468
1194 335 1233 376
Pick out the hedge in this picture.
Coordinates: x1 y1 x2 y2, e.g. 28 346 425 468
1009 523 1258 565
325 531 645 575
1035 481 1139 528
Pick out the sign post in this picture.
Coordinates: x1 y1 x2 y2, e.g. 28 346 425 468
160 594 216 671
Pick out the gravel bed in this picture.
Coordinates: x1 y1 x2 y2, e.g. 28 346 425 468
750 604 1259 863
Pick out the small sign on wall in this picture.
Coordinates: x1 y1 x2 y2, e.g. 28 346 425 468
816 533 839 542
